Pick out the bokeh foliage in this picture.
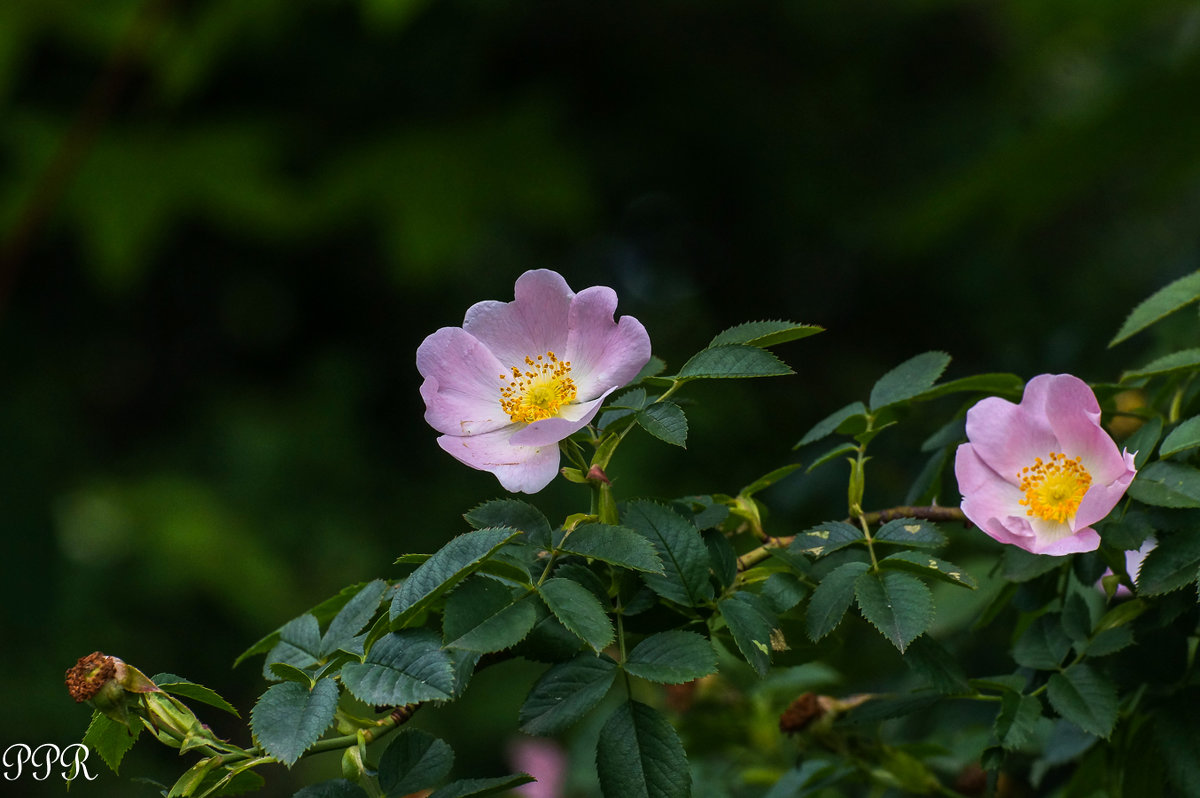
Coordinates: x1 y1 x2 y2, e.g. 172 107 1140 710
4 0 1200 796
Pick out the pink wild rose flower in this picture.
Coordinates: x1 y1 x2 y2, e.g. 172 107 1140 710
416 269 652 493
954 373 1137 555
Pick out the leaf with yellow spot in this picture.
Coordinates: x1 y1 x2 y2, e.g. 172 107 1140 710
878 551 977 589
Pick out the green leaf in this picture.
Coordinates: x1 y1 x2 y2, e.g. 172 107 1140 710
995 691 1043 750
903 636 969 694
676 344 793 380
1128 461 1200 508
806 561 869 641
854 570 933 652
1152 693 1200 796
878 551 977 589
637 401 688 447
804 442 859 472
378 730 454 798
341 630 455 706
1126 415 1163 469
428 774 536 798
761 571 808 613
873 518 948 549
442 579 537 653
1110 269 1200 346
321 580 388 657
708 320 823 348
83 710 140 773
869 351 952 411
1002 548 1066 582
152 674 240 717
538 578 615 652
1122 348 1200 382
1161 416 1200 457
796 401 868 448
595 701 691 798
250 677 339 767
391 528 521 626
622 501 714 606
1047 664 1118 738
236 583 375 669
1136 532 1200 596
464 499 552 548
263 614 323 680
739 463 803 498
293 780 369 798
910 373 1024 402
519 654 618 735
269 663 315 687
558 524 664 573
703 527 738 589
790 521 863 558
1060 591 1095 644
719 594 777 675
1086 626 1135 657
624 630 717 684
1012 614 1072 670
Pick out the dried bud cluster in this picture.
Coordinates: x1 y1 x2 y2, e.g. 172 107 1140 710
65 651 117 703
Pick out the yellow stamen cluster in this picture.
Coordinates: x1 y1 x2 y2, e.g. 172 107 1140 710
1018 452 1093 523
499 352 577 423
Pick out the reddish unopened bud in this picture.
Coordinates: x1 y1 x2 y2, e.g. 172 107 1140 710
65 652 117 703
586 465 612 485
779 692 875 734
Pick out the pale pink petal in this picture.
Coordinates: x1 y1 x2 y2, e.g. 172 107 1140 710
1032 521 1100 555
564 286 653 398
417 327 511 436
435 429 561 494
955 444 1027 532
1073 455 1136 529
1041 374 1130 483
964 394 1057 482
462 270 574 368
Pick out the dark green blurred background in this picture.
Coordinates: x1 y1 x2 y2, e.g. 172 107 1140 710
3 0 1199 795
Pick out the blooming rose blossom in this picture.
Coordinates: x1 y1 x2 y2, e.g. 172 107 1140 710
417 269 652 493
954 374 1137 555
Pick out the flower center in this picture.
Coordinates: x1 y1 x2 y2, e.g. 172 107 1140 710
499 352 577 423
1017 452 1093 523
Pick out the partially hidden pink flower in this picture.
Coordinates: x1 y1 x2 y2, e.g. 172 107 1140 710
954 374 1137 555
417 269 652 493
